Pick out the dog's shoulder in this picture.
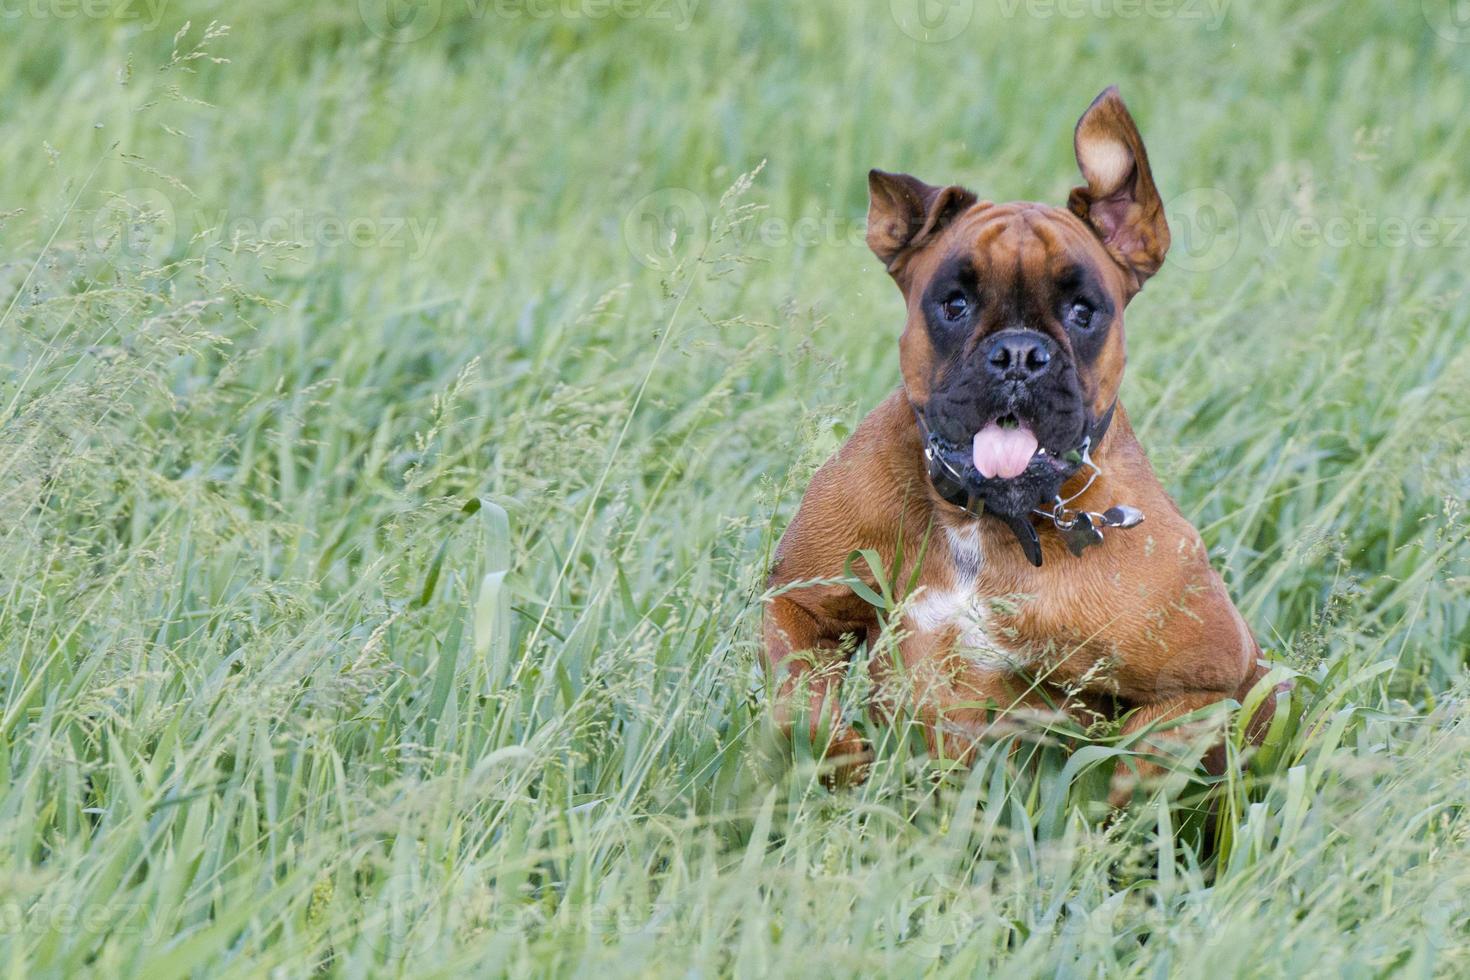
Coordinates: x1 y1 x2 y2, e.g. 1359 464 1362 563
770 388 934 587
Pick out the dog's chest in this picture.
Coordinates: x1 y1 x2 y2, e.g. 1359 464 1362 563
904 524 1031 671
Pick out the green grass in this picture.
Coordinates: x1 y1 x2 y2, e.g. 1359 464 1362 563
0 2 1467 975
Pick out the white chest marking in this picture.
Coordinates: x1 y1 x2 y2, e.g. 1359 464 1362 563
907 587 972 636
903 525 1031 672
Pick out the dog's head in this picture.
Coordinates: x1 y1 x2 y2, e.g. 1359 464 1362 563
868 87 1169 517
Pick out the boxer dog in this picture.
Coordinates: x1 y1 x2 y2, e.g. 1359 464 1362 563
763 87 1278 805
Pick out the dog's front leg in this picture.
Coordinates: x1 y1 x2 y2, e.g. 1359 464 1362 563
1105 690 1234 807
1107 655 1288 807
871 624 1063 767
763 594 873 785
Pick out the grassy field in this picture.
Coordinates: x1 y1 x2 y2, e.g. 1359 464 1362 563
0 1 1467 975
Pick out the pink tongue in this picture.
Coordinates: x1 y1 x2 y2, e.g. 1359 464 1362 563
972 422 1039 479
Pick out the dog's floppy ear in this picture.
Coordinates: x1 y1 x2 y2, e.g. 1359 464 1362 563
1068 86 1170 290
867 169 976 272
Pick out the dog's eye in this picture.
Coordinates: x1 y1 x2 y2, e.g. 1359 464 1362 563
1065 301 1095 330
939 292 969 322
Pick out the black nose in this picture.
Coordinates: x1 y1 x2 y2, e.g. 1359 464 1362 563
984 331 1053 381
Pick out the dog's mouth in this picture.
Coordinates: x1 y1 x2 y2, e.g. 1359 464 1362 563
918 400 1122 566
970 413 1077 481
920 405 1098 520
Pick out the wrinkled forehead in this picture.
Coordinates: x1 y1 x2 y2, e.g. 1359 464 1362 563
914 202 1125 297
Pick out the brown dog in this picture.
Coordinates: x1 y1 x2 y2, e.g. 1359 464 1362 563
763 87 1276 805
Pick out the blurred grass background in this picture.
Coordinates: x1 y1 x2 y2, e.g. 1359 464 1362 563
0 1 1467 975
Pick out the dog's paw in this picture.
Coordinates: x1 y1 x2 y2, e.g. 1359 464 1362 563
819 728 874 790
